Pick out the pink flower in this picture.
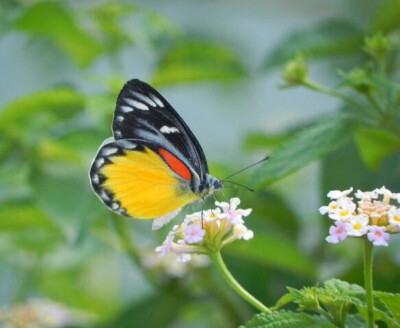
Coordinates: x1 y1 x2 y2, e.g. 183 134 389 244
216 198 251 225
326 222 348 244
184 223 205 244
367 226 389 246
155 232 175 257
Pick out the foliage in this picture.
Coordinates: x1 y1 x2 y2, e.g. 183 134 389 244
244 279 400 327
0 0 400 327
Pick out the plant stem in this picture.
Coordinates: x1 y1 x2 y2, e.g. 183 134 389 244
210 251 271 313
302 79 366 110
363 239 375 328
302 79 383 121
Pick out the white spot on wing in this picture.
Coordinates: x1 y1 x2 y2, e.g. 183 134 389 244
116 115 124 122
149 93 164 107
111 202 119 210
92 174 100 185
118 140 137 150
102 147 118 156
125 98 149 111
130 91 157 107
160 126 179 134
100 190 110 201
120 105 133 113
95 158 105 168
114 130 122 138
152 208 181 230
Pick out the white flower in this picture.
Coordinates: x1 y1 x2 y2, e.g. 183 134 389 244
345 215 369 236
327 187 353 199
155 198 253 262
375 186 395 199
233 224 254 240
319 201 339 215
321 186 400 247
388 208 400 228
329 199 356 221
355 189 378 200
202 208 223 221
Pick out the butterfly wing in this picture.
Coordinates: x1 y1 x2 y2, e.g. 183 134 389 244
89 138 199 220
112 79 209 181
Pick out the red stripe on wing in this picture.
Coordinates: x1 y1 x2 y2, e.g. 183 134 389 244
158 148 192 181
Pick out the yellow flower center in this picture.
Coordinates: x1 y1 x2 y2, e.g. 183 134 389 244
340 210 349 217
353 222 362 230
330 204 338 210
394 215 400 222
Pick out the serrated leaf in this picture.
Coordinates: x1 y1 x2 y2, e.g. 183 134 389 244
354 128 400 170
251 113 354 188
151 40 246 86
0 89 85 138
371 0 400 33
14 1 102 67
242 310 335 328
223 233 315 277
262 20 363 70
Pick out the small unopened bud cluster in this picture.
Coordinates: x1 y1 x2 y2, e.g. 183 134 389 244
319 187 400 246
156 198 253 262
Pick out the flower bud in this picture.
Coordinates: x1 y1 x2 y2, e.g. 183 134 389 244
364 32 392 59
282 55 308 86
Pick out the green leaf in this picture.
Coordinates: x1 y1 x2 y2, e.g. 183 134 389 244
99 292 188 328
0 203 58 231
375 292 400 323
151 40 246 86
223 233 315 277
242 310 335 328
30 161 103 243
251 113 354 188
0 88 85 138
90 3 137 54
14 1 102 67
243 132 290 150
371 0 400 33
243 190 300 238
354 128 400 170
262 20 363 70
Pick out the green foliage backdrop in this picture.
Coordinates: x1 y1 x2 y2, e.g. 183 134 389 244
0 0 399 327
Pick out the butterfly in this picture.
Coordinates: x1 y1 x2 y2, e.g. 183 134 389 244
89 79 223 229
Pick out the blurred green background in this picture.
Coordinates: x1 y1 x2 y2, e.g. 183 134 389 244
0 0 400 327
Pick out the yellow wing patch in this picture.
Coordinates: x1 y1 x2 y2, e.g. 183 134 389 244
99 147 198 219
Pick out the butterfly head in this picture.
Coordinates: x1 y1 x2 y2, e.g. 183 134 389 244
197 174 223 199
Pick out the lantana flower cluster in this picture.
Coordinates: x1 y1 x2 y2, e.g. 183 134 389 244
320 187 400 247
156 198 253 262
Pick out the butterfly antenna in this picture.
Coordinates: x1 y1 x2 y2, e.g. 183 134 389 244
221 156 269 181
223 180 254 192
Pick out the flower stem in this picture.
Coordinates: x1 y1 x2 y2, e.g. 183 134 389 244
210 251 271 313
363 239 375 328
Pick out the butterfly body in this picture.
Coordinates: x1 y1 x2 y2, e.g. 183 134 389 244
89 79 223 227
